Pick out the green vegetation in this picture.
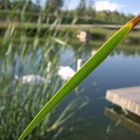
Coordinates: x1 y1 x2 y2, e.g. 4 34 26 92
18 16 140 140
0 24 89 140
0 1 140 140
0 0 133 24
0 1 90 139
45 0 63 14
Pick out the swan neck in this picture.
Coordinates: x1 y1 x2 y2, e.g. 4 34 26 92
77 59 83 71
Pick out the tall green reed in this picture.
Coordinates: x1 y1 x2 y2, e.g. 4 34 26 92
18 13 140 140
0 1 89 140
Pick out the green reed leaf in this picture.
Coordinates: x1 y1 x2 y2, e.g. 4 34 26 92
18 15 140 140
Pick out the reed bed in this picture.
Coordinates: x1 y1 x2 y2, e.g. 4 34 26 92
0 1 89 140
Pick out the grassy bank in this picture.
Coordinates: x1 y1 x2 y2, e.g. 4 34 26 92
0 27 140 45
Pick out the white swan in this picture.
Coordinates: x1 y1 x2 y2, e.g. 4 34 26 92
76 31 87 43
91 49 96 56
14 59 84 84
14 62 51 84
58 59 84 80
15 74 47 84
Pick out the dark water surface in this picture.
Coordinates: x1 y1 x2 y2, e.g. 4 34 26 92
0 44 140 140
58 47 140 140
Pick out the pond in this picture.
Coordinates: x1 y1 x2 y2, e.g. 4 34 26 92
57 45 140 140
0 42 140 140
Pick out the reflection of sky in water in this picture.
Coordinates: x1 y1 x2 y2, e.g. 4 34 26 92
1 46 140 139
59 48 140 140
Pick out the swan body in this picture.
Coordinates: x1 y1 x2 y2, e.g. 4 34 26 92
76 31 87 42
58 66 75 80
58 58 83 80
15 60 84 84
15 74 47 84
14 62 51 84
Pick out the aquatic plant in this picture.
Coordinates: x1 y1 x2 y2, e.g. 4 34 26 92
18 15 140 140
0 1 90 140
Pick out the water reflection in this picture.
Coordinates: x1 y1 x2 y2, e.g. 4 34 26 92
1 39 140 139
58 44 140 140
105 107 140 135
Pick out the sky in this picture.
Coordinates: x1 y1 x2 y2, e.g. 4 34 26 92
33 0 140 15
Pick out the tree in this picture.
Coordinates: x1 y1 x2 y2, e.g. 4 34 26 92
86 0 96 17
79 0 86 11
11 0 40 12
76 0 86 16
45 0 63 14
0 0 12 10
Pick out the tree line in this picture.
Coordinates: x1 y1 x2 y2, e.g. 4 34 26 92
0 0 134 24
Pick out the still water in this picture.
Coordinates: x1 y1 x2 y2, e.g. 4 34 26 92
58 47 140 140
0 44 140 140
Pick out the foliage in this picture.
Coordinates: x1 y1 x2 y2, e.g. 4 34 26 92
0 0 134 24
45 0 63 14
0 2 89 140
18 15 140 140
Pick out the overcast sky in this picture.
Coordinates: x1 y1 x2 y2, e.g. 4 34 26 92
33 0 140 15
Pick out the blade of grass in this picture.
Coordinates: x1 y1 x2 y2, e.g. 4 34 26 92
18 15 140 140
